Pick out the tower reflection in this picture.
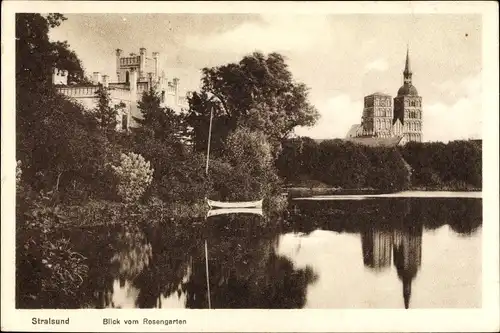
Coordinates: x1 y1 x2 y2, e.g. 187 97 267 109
362 229 393 271
361 224 423 308
393 225 422 309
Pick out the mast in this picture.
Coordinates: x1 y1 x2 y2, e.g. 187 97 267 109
205 240 212 309
205 105 214 176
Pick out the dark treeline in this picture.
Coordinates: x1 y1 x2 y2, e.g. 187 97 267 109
401 140 482 189
276 137 482 191
277 138 411 191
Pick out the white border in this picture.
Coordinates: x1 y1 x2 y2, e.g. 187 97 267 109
2 1 499 332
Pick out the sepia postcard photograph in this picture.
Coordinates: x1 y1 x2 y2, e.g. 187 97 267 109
1 1 499 332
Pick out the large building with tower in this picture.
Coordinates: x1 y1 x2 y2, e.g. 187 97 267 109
53 47 190 131
346 48 423 146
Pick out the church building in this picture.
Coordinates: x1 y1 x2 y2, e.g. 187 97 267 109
346 47 423 146
53 48 190 131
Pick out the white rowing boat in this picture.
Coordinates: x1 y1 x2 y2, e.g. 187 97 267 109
206 198 263 209
206 207 264 218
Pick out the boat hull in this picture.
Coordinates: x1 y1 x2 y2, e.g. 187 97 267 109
207 208 263 217
206 198 263 209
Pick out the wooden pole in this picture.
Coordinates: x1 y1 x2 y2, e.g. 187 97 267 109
204 239 212 309
205 105 214 176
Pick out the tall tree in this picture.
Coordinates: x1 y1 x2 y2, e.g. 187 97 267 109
185 52 320 156
16 13 88 91
15 13 115 199
134 87 183 144
93 85 126 131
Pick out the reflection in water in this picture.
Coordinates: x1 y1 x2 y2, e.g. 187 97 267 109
362 229 393 271
361 226 423 308
393 226 422 309
17 196 482 309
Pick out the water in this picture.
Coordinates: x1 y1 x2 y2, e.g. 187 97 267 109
17 193 482 309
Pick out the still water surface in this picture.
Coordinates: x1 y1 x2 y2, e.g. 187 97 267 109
20 193 482 309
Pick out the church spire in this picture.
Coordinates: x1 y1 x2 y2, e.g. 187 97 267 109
403 45 413 85
403 275 412 309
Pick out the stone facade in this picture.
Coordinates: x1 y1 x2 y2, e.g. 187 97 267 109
54 48 190 131
347 48 423 145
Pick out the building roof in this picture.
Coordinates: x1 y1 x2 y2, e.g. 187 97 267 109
344 136 403 147
366 92 392 97
397 84 419 96
345 124 362 138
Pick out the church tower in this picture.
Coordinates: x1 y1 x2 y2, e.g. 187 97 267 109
393 47 423 143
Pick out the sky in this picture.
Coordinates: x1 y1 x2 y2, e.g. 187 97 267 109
49 13 482 142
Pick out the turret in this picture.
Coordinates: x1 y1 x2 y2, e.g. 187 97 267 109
173 77 179 104
115 48 123 81
152 52 160 80
102 75 109 88
139 47 146 80
92 72 101 85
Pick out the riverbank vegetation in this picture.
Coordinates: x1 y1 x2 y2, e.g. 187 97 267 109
277 137 482 193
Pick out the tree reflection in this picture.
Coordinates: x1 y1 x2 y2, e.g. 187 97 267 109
183 213 318 309
288 197 482 236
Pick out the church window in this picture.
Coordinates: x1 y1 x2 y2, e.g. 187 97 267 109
125 71 130 84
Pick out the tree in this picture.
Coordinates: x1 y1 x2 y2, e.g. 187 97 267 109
16 91 115 198
209 128 280 201
185 52 320 156
15 13 116 200
93 85 125 131
134 87 183 145
16 13 88 92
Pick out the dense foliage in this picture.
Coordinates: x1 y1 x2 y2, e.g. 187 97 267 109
185 52 319 156
400 140 482 189
209 128 281 201
277 138 410 191
277 137 482 191
134 87 185 144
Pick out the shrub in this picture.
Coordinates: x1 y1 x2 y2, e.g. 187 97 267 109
111 153 154 203
157 152 211 203
208 128 281 201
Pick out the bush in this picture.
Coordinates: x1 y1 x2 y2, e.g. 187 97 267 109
208 128 281 201
156 152 211 203
112 153 154 203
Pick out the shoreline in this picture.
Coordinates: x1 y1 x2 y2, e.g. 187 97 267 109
284 186 482 198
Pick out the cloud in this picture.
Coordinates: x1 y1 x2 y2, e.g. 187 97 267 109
184 15 330 55
424 74 481 142
365 58 389 72
294 93 363 139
